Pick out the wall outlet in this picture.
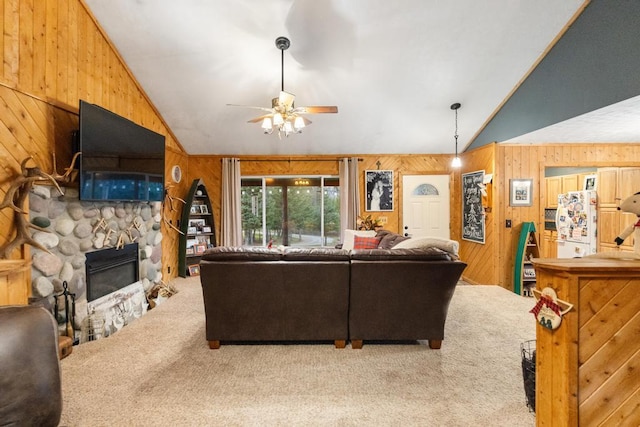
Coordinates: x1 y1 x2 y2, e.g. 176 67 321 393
506 219 512 228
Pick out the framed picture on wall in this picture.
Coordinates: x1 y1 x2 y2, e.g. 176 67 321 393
510 179 533 207
365 170 393 211
583 174 597 191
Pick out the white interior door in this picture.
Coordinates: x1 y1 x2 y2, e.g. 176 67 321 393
402 175 450 239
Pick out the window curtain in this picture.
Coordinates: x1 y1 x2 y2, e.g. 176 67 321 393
339 157 360 241
221 158 242 246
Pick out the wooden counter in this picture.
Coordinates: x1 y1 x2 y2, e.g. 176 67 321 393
531 257 640 427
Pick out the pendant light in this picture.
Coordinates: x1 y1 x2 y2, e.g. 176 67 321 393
451 102 462 168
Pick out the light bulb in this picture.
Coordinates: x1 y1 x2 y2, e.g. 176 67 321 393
273 113 284 126
451 156 462 168
261 117 273 134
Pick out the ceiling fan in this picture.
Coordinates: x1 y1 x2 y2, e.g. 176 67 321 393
227 36 338 137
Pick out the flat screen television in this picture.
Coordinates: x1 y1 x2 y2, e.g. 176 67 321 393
78 100 165 202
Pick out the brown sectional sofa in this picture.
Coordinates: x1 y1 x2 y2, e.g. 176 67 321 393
348 249 467 349
199 247 351 349
199 246 466 349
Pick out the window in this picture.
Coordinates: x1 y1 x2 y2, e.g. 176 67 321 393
241 176 340 247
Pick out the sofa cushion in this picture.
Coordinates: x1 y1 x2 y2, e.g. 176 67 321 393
353 235 381 250
341 229 377 250
201 246 282 261
282 248 351 261
392 236 460 259
350 247 452 261
376 229 410 249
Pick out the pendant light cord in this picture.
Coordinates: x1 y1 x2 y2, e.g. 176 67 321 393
454 108 458 156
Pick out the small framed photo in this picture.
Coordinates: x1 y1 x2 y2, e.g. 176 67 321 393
200 205 209 214
186 246 195 255
187 226 197 235
188 264 200 276
202 226 212 233
365 170 393 211
583 174 597 191
195 243 207 254
510 179 533 207
190 205 199 214
189 218 206 230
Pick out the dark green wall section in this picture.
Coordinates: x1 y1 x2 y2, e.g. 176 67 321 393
468 0 640 150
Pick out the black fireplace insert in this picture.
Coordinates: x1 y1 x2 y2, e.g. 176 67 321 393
85 243 140 302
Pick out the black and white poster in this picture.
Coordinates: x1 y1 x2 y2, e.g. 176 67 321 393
365 170 393 211
462 170 485 244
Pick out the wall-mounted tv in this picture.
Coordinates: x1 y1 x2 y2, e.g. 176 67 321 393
78 100 165 202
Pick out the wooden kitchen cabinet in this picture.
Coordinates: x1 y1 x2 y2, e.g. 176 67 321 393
597 167 640 254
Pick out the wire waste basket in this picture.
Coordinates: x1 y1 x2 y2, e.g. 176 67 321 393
521 340 536 412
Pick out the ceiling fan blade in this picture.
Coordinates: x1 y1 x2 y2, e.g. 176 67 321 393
279 91 296 109
247 114 274 124
227 103 274 113
292 106 338 114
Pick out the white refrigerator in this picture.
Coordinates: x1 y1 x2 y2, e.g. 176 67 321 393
555 190 597 258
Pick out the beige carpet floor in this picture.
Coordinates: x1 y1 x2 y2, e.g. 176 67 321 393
59 277 537 426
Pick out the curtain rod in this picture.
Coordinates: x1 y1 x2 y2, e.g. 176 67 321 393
238 157 363 162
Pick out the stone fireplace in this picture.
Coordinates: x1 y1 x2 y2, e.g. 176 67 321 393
28 185 163 339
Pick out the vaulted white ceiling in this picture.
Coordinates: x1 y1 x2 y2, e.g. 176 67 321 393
84 1 634 156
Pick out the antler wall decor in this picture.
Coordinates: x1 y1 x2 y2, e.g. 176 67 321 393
0 156 72 259
162 183 185 235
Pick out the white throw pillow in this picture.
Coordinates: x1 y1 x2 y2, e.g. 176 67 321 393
342 229 377 250
392 236 459 256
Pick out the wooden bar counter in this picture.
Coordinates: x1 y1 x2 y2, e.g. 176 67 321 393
531 257 640 427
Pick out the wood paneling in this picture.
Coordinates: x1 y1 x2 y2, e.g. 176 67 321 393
0 260 29 305
0 0 189 296
187 154 454 246
533 258 640 427
494 143 640 290
454 144 497 285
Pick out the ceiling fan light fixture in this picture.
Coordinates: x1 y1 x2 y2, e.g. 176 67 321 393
261 117 273 133
228 36 337 138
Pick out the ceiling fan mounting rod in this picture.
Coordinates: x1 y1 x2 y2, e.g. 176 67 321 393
276 36 290 92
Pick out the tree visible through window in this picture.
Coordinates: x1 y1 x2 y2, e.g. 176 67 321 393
241 177 340 247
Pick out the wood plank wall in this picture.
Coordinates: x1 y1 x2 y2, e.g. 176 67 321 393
186 154 455 248
496 143 640 291
0 0 189 295
453 144 497 285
